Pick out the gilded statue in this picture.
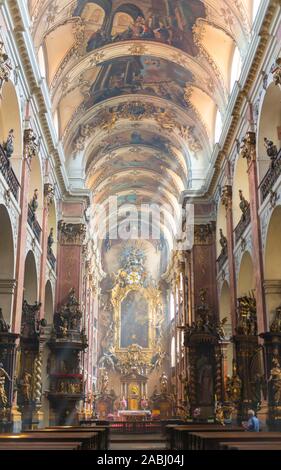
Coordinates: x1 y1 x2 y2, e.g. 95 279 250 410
160 372 168 395
269 358 281 404
226 362 242 403
99 369 109 395
21 370 32 402
215 403 225 426
0 363 11 408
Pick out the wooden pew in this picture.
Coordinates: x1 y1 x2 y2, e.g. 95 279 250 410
0 442 82 451
220 441 281 451
190 432 281 450
0 432 98 450
166 424 243 450
44 425 109 450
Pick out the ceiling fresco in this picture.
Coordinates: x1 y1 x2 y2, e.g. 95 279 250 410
85 55 193 109
73 0 207 57
28 0 255 266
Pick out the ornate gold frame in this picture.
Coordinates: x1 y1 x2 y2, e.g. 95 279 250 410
111 283 162 360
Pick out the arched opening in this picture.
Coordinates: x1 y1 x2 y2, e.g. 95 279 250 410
232 154 250 228
219 281 233 373
171 336 176 368
0 80 23 179
0 204 15 325
38 45 46 79
111 12 134 35
264 206 281 325
252 0 261 22
44 280 54 325
257 82 281 183
237 251 254 297
230 46 242 91
23 251 38 304
214 108 222 144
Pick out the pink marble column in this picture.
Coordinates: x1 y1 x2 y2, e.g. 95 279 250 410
38 184 54 320
241 131 267 333
12 128 38 333
221 184 237 332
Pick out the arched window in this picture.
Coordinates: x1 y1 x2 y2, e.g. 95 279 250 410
111 12 134 36
53 110 59 138
214 109 222 144
230 46 242 91
171 336 176 368
252 0 261 22
170 291 175 321
38 45 46 79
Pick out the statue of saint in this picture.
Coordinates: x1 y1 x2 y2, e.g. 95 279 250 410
160 372 168 394
239 190 250 220
21 370 32 402
219 229 228 254
30 189 39 218
0 363 11 408
47 228 54 251
99 370 109 395
264 137 278 168
3 129 14 160
269 358 281 404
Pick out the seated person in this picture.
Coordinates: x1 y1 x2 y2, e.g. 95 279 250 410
242 409 260 432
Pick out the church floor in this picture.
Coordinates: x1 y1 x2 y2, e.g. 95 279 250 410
109 434 167 450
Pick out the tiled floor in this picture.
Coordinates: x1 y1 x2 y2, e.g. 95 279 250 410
109 434 167 450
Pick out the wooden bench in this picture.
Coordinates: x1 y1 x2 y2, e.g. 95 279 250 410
0 432 98 450
220 441 281 451
190 432 281 450
44 425 109 450
0 442 82 451
166 424 243 450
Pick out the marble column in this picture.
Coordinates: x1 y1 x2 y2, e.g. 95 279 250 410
221 184 238 332
241 131 267 333
12 127 38 333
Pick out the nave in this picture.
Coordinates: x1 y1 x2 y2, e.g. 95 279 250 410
0 0 281 454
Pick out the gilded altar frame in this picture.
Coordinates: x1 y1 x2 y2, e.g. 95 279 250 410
111 282 162 360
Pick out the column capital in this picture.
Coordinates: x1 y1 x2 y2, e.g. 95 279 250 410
58 220 87 245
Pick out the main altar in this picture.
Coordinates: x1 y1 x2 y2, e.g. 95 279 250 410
96 244 172 418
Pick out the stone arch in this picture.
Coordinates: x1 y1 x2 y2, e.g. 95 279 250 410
28 154 44 228
219 280 233 373
257 81 281 183
264 206 281 326
0 204 15 324
23 250 38 304
237 251 254 297
44 280 54 325
0 80 23 179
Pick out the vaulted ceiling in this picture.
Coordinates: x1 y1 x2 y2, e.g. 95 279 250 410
28 0 256 249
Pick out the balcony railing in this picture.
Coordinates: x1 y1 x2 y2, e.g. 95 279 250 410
234 206 251 244
217 250 228 271
47 248 56 271
27 203 42 243
0 144 20 200
260 148 281 202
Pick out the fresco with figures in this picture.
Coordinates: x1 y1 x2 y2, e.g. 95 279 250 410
73 0 206 56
